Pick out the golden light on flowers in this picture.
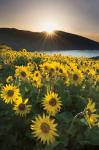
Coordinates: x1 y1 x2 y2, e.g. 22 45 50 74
31 114 58 144
1 84 20 104
13 97 31 116
70 69 84 85
84 99 99 128
0 49 99 148
15 66 31 80
42 91 62 116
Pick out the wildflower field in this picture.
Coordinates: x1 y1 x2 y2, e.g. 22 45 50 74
0 49 99 150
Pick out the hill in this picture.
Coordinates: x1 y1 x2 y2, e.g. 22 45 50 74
0 28 99 51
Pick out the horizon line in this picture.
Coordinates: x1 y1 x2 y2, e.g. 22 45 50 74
0 27 99 43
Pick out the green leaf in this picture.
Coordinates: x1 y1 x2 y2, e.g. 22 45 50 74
85 128 99 145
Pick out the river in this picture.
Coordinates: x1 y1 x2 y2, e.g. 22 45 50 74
43 50 99 57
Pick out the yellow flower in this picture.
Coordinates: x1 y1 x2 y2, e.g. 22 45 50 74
86 113 99 128
40 62 50 72
70 69 84 85
1 84 20 104
84 99 99 128
84 99 96 113
13 97 31 116
27 62 35 72
32 76 42 88
6 76 13 83
15 66 32 80
33 71 41 79
57 64 66 75
42 91 62 116
31 114 58 144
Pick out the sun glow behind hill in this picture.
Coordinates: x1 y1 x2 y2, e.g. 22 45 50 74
40 23 56 35
0 28 99 51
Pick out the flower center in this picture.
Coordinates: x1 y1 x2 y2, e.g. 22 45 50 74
49 98 57 106
50 68 54 72
21 71 26 77
73 74 79 80
87 109 92 116
59 69 63 73
7 90 14 97
18 103 26 111
44 66 48 70
56 67 59 71
36 73 39 77
40 122 50 133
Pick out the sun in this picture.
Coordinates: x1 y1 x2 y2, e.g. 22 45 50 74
45 25 54 34
41 23 55 34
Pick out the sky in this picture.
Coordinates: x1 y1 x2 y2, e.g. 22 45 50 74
0 0 99 41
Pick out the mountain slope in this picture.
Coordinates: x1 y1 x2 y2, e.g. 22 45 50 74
0 28 99 51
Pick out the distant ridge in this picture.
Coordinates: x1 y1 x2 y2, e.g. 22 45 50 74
0 28 99 51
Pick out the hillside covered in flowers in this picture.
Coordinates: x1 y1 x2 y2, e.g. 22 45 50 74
0 49 99 150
